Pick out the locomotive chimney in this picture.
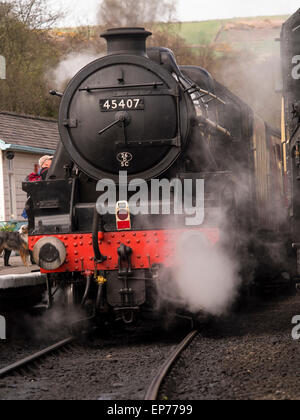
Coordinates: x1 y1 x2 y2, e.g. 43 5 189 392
100 27 152 57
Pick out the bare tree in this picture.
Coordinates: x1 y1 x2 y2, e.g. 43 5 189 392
6 0 64 29
97 0 177 28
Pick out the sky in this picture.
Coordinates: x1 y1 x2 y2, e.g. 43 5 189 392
52 0 300 27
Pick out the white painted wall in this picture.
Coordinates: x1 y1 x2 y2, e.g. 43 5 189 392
0 151 6 221
2 152 44 221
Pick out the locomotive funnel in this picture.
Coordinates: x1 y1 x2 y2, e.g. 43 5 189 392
101 27 152 57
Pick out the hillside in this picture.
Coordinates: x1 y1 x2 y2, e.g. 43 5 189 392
49 15 288 129
53 15 288 57
177 15 288 56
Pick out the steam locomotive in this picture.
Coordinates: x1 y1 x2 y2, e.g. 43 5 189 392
281 8 300 280
23 27 287 323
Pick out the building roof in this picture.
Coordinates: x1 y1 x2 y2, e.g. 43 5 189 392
0 112 59 153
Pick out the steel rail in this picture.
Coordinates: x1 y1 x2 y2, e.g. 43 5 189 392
144 330 198 400
0 337 74 378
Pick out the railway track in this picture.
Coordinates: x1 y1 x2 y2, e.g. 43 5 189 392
144 330 199 400
1 291 300 400
0 337 74 379
0 328 196 399
0 325 183 400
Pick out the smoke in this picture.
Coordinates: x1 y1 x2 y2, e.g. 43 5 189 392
154 206 242 318
214 42 281 130
129 171 245 317
48 52 102 90
161 29 287 317
172 231 240 316
214 46 289 269
14 289 90 343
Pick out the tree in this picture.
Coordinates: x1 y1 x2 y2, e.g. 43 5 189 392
148 26 198 66
97 0 177 28
7 0 64 29
0 1 61 117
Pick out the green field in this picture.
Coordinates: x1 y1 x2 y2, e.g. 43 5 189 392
177 20 223 44
176 15 289 45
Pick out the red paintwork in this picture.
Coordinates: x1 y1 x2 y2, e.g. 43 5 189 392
29 228 219 274
117 220 131 230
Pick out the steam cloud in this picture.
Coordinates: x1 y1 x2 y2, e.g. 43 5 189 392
49 52 102 89
171 230 240 316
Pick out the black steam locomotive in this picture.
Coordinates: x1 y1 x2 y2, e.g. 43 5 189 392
23 27 287 323
281 8 300 279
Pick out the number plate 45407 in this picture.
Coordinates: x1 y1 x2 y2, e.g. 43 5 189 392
100 98 144 112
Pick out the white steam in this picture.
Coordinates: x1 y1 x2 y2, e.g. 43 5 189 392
49 52 102 89
171 231 240 316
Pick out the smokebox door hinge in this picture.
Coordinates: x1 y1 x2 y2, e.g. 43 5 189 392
63 119 78 128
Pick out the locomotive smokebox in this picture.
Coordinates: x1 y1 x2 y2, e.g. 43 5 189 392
101 27 152 57
57 26 193 181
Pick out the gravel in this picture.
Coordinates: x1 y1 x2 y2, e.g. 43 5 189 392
0 323 183 400
160 293 300 400
1 293 300 400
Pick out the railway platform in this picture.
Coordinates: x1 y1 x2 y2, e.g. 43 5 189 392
0 256 39 276
0 257 46 309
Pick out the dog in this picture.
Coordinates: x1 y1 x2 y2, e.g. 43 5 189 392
0 225 30 267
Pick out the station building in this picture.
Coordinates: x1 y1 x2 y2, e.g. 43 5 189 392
0 112 59 222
